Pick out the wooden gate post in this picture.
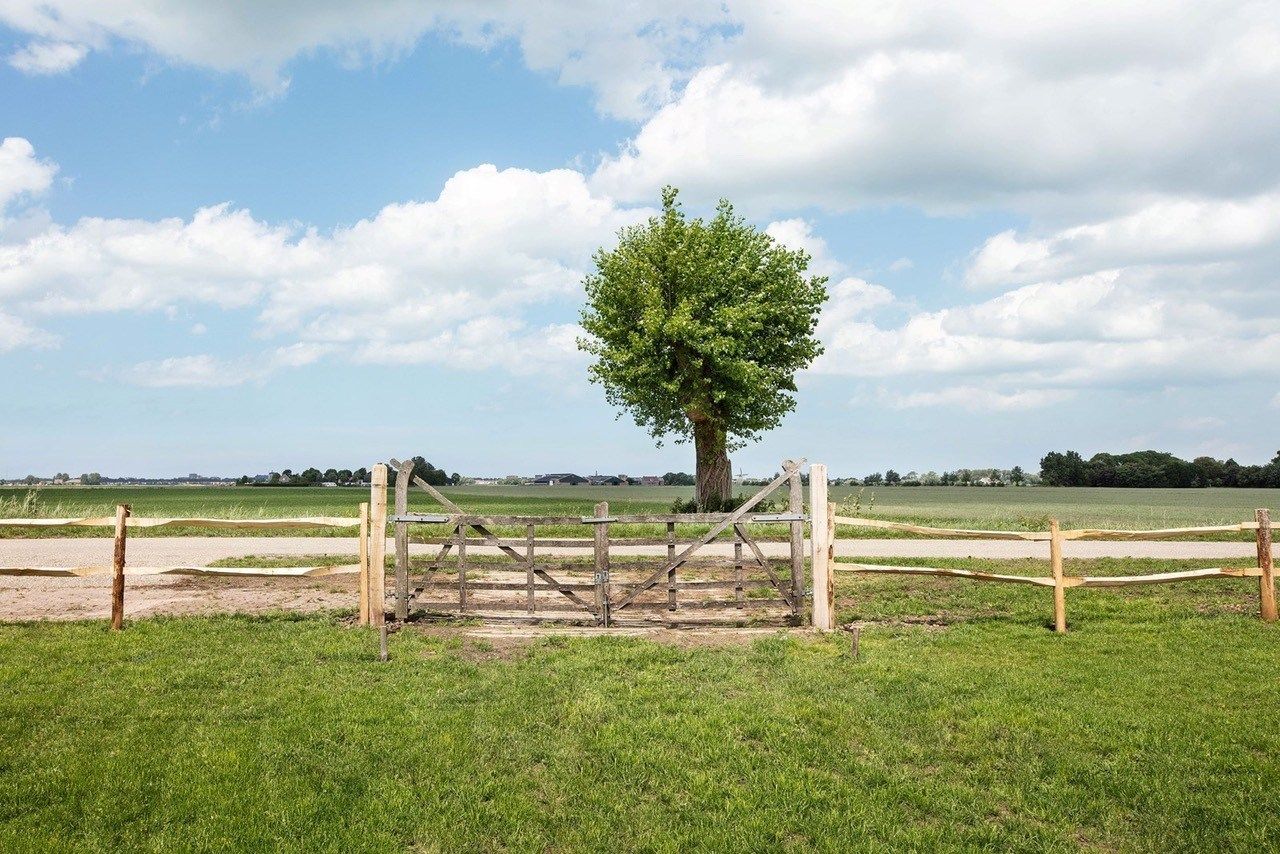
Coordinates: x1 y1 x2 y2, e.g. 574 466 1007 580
110 504 130 631
786 460 804 623
593 501 611 627
393 459 413 621
809 463 834 631
1050 518 1066 633
357 501 370 625
1256 508 1276 622
368 464 388 627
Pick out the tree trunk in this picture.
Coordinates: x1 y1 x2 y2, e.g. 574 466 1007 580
693 419 732 511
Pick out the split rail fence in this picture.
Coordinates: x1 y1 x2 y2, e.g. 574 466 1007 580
2 460 1276 635
0 509 366 629
816 507 1279 632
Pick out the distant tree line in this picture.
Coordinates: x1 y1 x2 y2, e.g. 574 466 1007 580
829 467 1031 487
1040 450 1280 488
232 457 459 487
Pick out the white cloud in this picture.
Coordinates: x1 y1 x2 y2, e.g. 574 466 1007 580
0 146 650 378
0 138 57 213
593 1 1280 213
965 193 1280 289
0 1 727 118
6 40 88 74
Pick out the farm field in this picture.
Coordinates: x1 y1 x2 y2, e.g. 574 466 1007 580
0 562 1275 850
3 483 1279 538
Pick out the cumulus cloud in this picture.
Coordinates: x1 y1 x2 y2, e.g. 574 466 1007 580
593 1 1280 213
0 0 727 117
0 146 650 378
0 138 57 213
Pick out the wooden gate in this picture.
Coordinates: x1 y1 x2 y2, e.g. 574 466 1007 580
385 457 808 627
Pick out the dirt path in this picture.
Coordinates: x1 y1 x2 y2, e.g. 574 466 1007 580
0 536 1269 568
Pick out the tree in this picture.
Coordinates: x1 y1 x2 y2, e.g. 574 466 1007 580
884 469 901 485
579 188 827 509
79 472 101 485
863 472 884 486
662 472 696 486
1010 465 1025 485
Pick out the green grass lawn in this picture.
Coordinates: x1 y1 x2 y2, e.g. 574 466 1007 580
1 561 1277 851
4 484 1280 540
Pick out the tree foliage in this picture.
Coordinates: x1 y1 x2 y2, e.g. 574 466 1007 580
1039 449 1280 487
579 187 827 506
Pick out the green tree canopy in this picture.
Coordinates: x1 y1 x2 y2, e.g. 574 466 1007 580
579 187 827 508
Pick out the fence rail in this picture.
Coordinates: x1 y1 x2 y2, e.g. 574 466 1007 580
0 507 369 628
0 564 360 578
823 509 1278 631
0 515 360 529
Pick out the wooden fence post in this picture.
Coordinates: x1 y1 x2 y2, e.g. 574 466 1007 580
369 464 388 627
594 501 610 627
786 460 805 623
1050 518 1066 633
357 501 370 625
809 463 834 631
1257 508 1276 623
393 459 413 621
110 504 130 631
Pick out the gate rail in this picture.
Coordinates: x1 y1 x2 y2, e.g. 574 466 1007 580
366 458 811 627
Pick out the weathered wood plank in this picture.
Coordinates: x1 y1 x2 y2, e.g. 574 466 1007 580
612 464 799 611
1257 508 1276 622
110 504 129 631
368 464 388 627
394 459 413 621
787 460 804 620
358 501 370 624
1050 518 1066 633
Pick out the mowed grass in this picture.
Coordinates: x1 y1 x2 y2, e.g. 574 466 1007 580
1 561 1277 851
4 484 1280 539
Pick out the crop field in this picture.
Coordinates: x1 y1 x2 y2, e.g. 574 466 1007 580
0 560 1276 850
3 484 1279 539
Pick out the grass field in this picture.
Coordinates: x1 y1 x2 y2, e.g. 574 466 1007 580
3 484 1280 539
1 561 1276 851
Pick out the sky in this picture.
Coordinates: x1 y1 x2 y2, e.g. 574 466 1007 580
2 1 1279 479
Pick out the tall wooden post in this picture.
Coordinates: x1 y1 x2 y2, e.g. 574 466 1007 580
593 501 611 627
357 501 370 625
368 464 388 627
110 504 130 631
1050 518 1066 633
393 459 413 621
809 463 834 631
786 460 804 623
1256 508 1276 623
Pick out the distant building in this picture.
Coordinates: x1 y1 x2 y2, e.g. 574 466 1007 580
640 476 662 486
532 473 586 485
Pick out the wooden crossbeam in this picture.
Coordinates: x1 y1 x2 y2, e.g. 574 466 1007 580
612 463 802 612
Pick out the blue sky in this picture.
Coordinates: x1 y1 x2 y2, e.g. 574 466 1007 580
2 2 1278 479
